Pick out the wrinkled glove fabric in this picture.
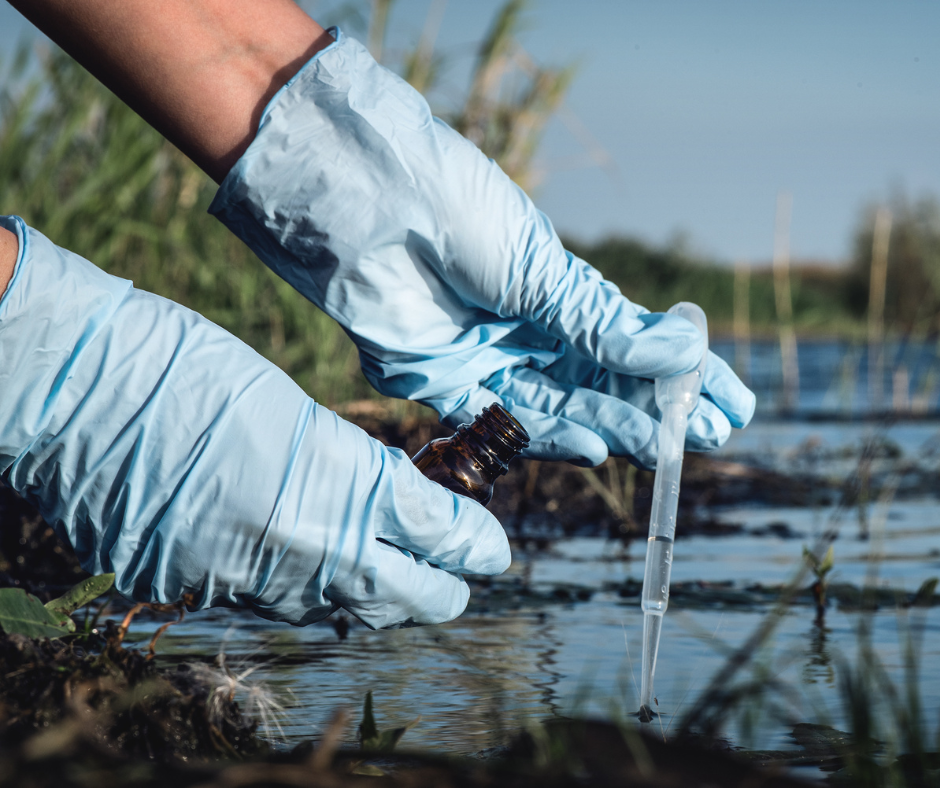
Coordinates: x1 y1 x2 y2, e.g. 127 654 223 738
210 28 756 469
0 215 510 628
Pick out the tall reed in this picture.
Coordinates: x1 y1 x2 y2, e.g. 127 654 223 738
0 45 371 407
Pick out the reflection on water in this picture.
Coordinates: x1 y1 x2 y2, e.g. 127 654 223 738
804 623 835 687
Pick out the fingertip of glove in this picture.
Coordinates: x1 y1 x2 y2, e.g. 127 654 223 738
630 427 659 470
344 546 473 629
734 388 757 429
436 579 471 624
521 420 610 467
461 506 511 574
380 580 471 629
419 575 471 626
686 406 732 451
712 380 755 430
644 313 707 374
703 353 757 429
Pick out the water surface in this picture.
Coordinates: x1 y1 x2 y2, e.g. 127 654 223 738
123 341 940 759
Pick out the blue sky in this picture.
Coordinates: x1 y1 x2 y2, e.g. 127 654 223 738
3 1 938 263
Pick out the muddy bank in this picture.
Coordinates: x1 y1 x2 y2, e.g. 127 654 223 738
342 408 827 543
0 630 262 760
610 577 940 611
0 688 821 788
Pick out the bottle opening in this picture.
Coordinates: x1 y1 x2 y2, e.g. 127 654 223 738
457 403 529 473
480 403 530 453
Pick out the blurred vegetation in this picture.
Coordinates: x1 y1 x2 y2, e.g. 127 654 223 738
444 0 574 192
844 192 940 334
568 191 940 338
0 0 573 410
565 235 859 336
352 0 574 192
0 44 371 407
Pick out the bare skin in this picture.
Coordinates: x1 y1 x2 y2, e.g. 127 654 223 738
7 1 333 183
2 2 329 288
0 227 16 298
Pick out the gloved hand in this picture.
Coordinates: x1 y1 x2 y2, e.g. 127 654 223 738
0 215 509 629
210 28 755 469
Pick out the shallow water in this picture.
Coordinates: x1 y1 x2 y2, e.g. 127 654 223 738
121 341 940 760
123 468 940 758
711 338 940 417
125 568 940 755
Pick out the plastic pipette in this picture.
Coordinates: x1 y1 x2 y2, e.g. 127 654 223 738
638 302 708 722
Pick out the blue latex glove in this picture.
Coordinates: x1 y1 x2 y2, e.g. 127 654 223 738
210 28 755 470
0 215 509 628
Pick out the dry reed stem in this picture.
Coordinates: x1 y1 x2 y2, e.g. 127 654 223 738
114 594 193 657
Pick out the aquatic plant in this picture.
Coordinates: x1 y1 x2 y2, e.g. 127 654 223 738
803 543 835 625
0 573 114 638
358 690 418 754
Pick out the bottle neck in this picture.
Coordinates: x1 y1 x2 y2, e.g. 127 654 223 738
455 403 530 477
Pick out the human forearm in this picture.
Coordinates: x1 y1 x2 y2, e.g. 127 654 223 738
0 227 15 296
8 0 332 181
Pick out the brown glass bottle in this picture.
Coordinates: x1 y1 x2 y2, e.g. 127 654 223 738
412 403 530 506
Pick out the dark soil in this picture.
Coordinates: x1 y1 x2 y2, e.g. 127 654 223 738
0 479 88 597
0 710 821 788
0 629 262 760
343 409 824 545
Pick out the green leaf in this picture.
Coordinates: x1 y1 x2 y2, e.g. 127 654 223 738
803 545 834 580
359 691 378 746
0 589 73 639
358 691 418 754
911 577 938 607
351 763 386 777
366 726 412 753
44 573 114 617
